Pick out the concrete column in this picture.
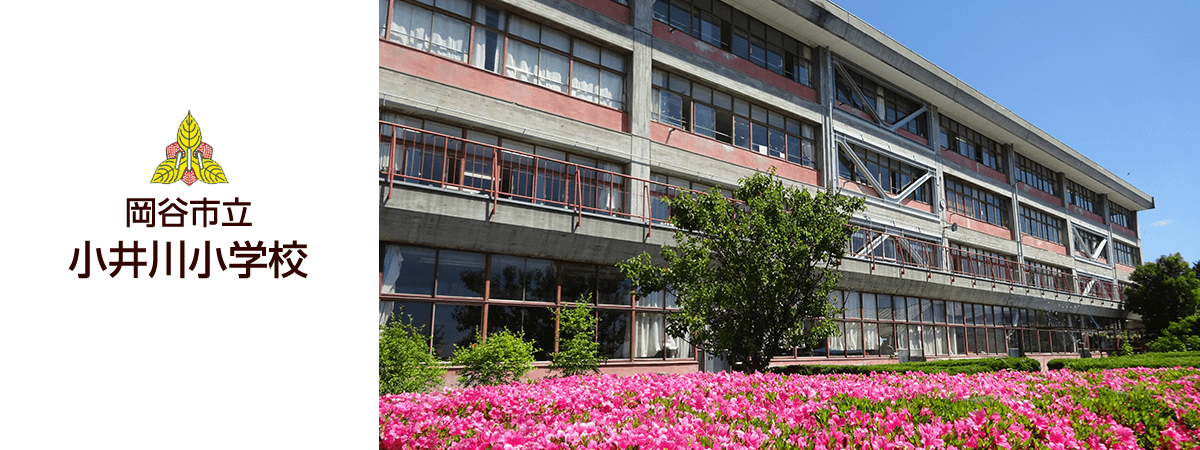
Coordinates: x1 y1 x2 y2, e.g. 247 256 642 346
628 0 654 217
1057 171 1076 261
820 47 837 190
927 104 939 152
1005 144 1026 283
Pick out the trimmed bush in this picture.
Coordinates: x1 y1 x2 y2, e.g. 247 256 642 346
451 329 538 387
549 299 604 377
768 357 1040 376
379 313 446 395
1048 351 1200 371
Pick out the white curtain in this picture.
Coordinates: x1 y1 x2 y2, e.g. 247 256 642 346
471 28 502 73
864 323 879 353
430 14 469 62
571 64 600 103
390 2 431 51
379 302 396 327
829 322 845 353
845 321 862 353
538 50 569 93
923 326 936 355
948 327 961 355
667 332 692 359
599 70 624 109
505 40 538 84
381 245 403 294
636 313 664 358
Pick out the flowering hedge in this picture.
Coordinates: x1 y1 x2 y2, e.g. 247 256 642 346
380 368 1200 449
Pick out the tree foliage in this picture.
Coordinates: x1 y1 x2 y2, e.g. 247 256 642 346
1147 315 1200 353
1125 254 1200 337
379 313 446 395
451 329 537 387
620 170 864 373
549 296 605 377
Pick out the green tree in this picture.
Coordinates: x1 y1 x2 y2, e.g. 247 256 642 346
379 313 446 395
1146 315 1200 352
549 297 604 377
1125 253 1200 337
450 329 537 387
620 170 864 373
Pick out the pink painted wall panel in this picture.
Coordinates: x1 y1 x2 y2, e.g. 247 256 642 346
381 41 627 132
1022 235 1068 255
947 212 1014 240
651 122 821 186
653 21 818 103
942 149 1007 184
568 0 629 24
1018 182 1063 207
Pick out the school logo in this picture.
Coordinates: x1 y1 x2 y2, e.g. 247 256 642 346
150 111 228 186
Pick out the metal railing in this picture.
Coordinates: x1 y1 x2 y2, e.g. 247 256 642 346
846 227 1124 303
380 121 1126 304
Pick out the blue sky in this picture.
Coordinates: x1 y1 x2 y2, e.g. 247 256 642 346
831 0 1200 265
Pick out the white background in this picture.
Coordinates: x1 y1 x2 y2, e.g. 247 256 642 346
1 2 376 448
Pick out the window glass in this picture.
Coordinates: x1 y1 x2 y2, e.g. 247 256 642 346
381 245 435 295
845 321 863 355
508 15 539 41
906 297 921 323
635 312 665 358
540 27 570 53
391 1 433 50
952 327 966 355
538 50 569 93
598 311 630 358
878 323 894 356
379 301 433 332
475 3 505 29
435 250 486 297
845 292 860 319
876 294 892 321
560 263 595 303
571 64 600 104
471 28 503 72
505 40 539 83
861 293 876 320
601 49 624 72
920 299 933 323
933 300 946 324
430 14 469 62
892 295 906 321
488 305 555 360
596 265 631 305
431 304 482 358
694 103 716 138
599 70 624 109
573 40 600 64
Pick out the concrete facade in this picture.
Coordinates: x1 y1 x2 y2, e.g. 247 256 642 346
378 0 1152 373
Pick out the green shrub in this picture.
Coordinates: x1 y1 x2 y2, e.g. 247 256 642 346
379 313 446 395
768 357 1040 376
1048 351 1200 371
451 329 538 387
1147 315 1200 352
549 298 604 377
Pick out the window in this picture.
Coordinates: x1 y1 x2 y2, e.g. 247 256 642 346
648 174 729 223
836 68 928 139
652 70 818 168
1109 201 1135 230
1075 227 1108 260
1025 260 1070 292
939 115 1004 174
383 0 627 110
381 112 627 215
1019 206 1064 244
1014 153 1057 196
1114 241 1140 266
651 0 814 87
379 244 693 362
838 144 931 203
949 243 1014 281
944 176 1010 228
1065 179 1101 216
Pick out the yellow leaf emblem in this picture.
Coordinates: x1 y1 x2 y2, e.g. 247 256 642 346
176 111 202 152
150 158 182 184
197 159 228 184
